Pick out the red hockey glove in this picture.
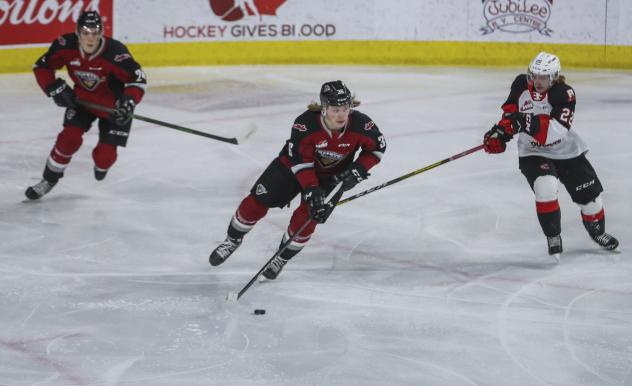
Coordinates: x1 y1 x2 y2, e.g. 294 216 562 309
504 112 540 136
483 124 513 154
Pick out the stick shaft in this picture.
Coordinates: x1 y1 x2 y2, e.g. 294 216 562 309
231 145 483 300
76 99 239 144
337 144 484 206
236 218 311 300
236 182 343 300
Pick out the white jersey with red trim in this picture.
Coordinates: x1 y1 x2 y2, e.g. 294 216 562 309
502 75 587 160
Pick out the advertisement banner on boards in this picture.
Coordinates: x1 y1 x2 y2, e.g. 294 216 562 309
116 0 342 42
1 0 631 47
114 0 627 45
0 0 113 46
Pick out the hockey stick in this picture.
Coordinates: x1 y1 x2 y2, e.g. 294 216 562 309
226 182 344 303
225 145 482 302
76 99 239 145
337 144 485 206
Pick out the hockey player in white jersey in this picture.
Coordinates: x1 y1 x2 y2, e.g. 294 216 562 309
483 52 619 259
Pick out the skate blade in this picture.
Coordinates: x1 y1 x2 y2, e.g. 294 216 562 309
21 197 41 204
550 253 560 263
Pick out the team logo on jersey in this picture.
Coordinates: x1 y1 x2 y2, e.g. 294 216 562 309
530 90 545 101
292 123 307 132
208 0 286 22
338 143 351 148
114 53 131 62
521 100 533 112
480 0 554 36
315 140 328 149
363 121 375 131
315 149 345 168
255 183 268 195
69 59 81 67
74 71 105 91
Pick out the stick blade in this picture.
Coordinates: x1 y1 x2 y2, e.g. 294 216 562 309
236 123 257 144
226 291 239 304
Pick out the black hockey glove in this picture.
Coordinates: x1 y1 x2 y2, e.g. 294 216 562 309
334 163 369 192
504 112 540 136
302 186 330 224
45 78 76 108
483 124 512 154
111 94 136 126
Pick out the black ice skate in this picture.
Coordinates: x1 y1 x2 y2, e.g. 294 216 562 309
547 235 563 260
262 255 289 280
583 220 619 251
24 179 57 200
209 236 242 266
94 166 108 181
590 232 619 251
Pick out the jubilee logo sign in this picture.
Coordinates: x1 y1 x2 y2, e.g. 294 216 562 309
480 0 553 36
208 0 286 22
0 0 112 46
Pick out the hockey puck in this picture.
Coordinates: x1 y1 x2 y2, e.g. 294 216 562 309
254 309 266 315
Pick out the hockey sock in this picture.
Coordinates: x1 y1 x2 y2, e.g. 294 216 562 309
227 195 269 239
92 142 117 170
44 126 84 182
278 229 308 261
536 200 561 237
579 197 605 236
582 208 605 237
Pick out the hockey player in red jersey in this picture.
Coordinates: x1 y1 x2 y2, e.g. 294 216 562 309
209 81 386 279
483 52 619 259
25 10 146 200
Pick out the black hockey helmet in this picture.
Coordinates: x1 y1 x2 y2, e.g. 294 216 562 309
320 80 352 109
77 10 103 33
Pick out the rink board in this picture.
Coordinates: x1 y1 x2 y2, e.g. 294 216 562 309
2 40 632 74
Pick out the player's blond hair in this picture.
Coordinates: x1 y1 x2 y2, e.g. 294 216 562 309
307 99 361 112
553 75 566 85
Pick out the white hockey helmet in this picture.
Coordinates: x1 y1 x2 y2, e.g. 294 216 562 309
527 52 561 83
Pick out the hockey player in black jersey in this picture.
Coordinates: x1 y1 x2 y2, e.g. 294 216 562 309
209 81 386 279
483 52 619 259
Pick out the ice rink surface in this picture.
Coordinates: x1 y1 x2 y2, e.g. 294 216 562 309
1 65 631 386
